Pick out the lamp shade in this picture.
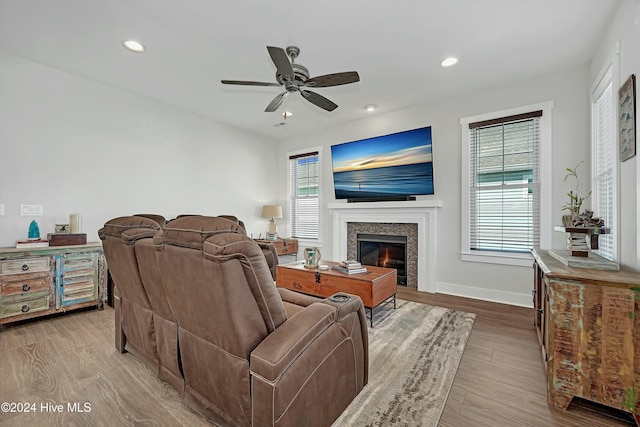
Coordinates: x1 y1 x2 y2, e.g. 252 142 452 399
262 205 283 219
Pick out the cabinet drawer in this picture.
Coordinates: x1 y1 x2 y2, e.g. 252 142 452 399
0 257 50 275
0 294 50 318
0 272 50 297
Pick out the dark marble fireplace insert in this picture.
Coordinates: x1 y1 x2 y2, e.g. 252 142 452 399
357 233 407 286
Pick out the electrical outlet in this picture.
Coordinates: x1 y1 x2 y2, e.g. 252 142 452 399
0 204 4 216
20 204 44 216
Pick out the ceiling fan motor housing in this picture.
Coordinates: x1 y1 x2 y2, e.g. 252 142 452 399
276 63 309 88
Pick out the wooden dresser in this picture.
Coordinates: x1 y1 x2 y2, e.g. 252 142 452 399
0 243 107 326
532 249 640 419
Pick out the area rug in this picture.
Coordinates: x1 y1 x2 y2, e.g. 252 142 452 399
333 300 476 426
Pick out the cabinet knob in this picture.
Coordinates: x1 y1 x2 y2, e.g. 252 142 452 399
21 305 30 313
293 282 302 290
22 284 31 292
21 264 29 271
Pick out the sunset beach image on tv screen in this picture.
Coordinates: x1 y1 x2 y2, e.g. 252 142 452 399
331 126 434 199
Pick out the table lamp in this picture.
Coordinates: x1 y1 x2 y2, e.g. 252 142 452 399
262 205 283 240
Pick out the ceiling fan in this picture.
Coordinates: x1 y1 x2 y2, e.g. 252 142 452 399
221 46 360 112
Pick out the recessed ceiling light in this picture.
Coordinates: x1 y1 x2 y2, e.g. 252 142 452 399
440 57 458 67
122 40 145 53
364 104 377 112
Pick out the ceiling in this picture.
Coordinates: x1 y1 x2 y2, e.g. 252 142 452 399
0 0 620 141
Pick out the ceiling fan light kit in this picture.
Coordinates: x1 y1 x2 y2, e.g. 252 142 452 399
221 46 360 113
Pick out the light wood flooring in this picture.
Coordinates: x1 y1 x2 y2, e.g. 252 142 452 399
396 288 634 426
0 289 635 426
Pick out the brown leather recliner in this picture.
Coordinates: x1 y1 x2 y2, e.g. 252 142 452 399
99 215 184 393
153 216 368 426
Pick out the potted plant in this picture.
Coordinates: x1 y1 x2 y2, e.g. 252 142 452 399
561 161 591 227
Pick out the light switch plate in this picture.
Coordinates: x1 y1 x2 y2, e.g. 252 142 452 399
20 204 44 216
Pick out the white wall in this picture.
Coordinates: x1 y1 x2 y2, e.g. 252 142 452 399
0 52 278 247
590 0 640 271
276 64 591 307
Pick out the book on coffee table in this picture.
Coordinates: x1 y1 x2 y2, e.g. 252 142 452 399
332 265 367 274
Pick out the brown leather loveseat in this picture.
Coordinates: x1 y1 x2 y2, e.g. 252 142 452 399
101 215 368 426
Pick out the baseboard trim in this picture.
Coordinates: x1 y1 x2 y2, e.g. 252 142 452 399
435 281 533 308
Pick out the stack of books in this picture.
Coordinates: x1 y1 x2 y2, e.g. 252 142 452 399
332 260 367 274
15 239 49 248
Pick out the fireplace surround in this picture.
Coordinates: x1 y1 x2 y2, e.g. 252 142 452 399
349 225 416 287
328 200 442 293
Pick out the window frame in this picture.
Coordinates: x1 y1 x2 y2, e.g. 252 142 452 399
287 147 323 243
590 42 620 262
460 101 554 267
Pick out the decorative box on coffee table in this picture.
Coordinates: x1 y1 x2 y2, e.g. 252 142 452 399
276 260 397 326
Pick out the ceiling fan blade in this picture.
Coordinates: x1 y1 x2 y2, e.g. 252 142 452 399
265 92 288 112
300 90 338 112
267 46 294 82
305 71 360 88
221 80 280 87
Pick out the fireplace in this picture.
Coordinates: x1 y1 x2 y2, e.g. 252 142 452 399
328 200 442 293
357 234 407 286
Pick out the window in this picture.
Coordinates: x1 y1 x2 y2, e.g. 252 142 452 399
591 59 618 261
461 102 553 266
289 150 320 240
469 112 541 252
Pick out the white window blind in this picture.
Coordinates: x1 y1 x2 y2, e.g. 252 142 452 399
592 65 615 261
289 152 319 240
469 111 541 253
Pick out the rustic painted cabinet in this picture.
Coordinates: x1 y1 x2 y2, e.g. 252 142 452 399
0 243 106 326
532 249 640 420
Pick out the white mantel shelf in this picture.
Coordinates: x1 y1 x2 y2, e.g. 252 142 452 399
327 200 443 210
328 200 442 293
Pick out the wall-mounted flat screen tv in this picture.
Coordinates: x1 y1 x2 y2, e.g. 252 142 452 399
331 126 434 201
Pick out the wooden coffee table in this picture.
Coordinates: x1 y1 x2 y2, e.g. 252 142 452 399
276 261 397 327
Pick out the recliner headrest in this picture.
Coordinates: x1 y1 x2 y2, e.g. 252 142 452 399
99 216 162 243
217 215 247 234
133 214 166 228
157 216 244 250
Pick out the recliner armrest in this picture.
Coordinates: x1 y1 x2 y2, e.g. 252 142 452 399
277 287 323 307
250 294 363 382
